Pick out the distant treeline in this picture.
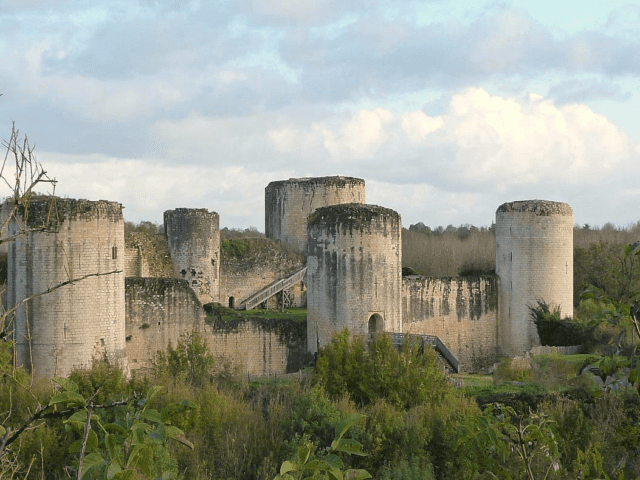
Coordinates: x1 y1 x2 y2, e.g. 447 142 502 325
402 222 640 290
402 223 496 277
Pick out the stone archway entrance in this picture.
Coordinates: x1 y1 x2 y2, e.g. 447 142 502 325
368 313 384 338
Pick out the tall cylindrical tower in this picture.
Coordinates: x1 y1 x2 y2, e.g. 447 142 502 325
164 208 220 304
306 204 402 353
495 200 573 356
6 198 127 378
265 176 366 254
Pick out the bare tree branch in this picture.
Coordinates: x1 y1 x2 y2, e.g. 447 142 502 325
0 270 123 339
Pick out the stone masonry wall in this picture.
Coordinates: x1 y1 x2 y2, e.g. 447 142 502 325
124 230 172 278
165 209 220 304
402 276 499 372
125 246 149 277
220 237 306 308
307 204 402 353
125 277 206 370
265 176 366 254
496 201 573 357
202 319 309 377
7 198 127 378
125 278 308 375
221 266 306 308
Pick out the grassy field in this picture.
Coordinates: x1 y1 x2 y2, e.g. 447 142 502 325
455 353 609 398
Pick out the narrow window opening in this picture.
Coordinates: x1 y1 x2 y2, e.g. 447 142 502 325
112 246 117 259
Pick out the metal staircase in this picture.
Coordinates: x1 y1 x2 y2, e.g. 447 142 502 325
388 333 459 373
240 266 307 310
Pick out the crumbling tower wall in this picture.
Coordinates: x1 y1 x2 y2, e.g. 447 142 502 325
306 203 402 353
6 198 127 378
265 176 366 254
164 208 220 304
495 200 573 356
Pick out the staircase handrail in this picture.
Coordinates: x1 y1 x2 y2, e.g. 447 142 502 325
241 266 307 310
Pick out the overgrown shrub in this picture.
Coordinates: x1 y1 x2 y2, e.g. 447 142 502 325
530 300 593 347
314 330 452 409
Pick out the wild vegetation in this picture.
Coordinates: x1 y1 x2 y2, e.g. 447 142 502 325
1 329 639 479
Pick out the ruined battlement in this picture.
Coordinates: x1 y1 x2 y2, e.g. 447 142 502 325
17 197 123 227
266 176 365 189
308 203 400 230
265 175 366 253
164 208 220 304
497 200 572 216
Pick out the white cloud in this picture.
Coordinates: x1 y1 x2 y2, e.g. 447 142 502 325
36 152 288 228
401 111 443 143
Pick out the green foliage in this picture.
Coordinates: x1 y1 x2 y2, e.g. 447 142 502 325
68 362 130 406
222 238 251 258
314 331 452 409
206 306 308 323
124 221 163 236
574 241 640 306
153 330 216 387
53 379 196 480
378 457 434 480
457 404 561 480
529 299 593 347
274 413 371 480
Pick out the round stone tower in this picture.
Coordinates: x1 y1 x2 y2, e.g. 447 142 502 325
164 208 220 304
265 176 366 254
495 200 573 356
6 198 127 378
306 203 402 353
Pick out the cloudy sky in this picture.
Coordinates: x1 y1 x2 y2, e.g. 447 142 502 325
1 0 640 230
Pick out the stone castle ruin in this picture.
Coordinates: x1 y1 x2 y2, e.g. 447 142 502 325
2 176 573 377
5 199 127 379
306 204 403 353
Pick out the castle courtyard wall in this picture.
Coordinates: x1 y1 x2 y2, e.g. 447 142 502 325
402 276 499 372
202 319 309 377
125 277 308 375
125 277 206 369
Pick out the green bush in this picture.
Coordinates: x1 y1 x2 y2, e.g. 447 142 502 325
529 300 592 347
314 331 452 409
153 330 216 387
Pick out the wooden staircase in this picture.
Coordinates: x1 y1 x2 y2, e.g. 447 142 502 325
240 266 307 310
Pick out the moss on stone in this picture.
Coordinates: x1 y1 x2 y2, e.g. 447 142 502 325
308 203 400 228
496 200 572 216
125 230 173 277
266 176 364 191
20 197 123 228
